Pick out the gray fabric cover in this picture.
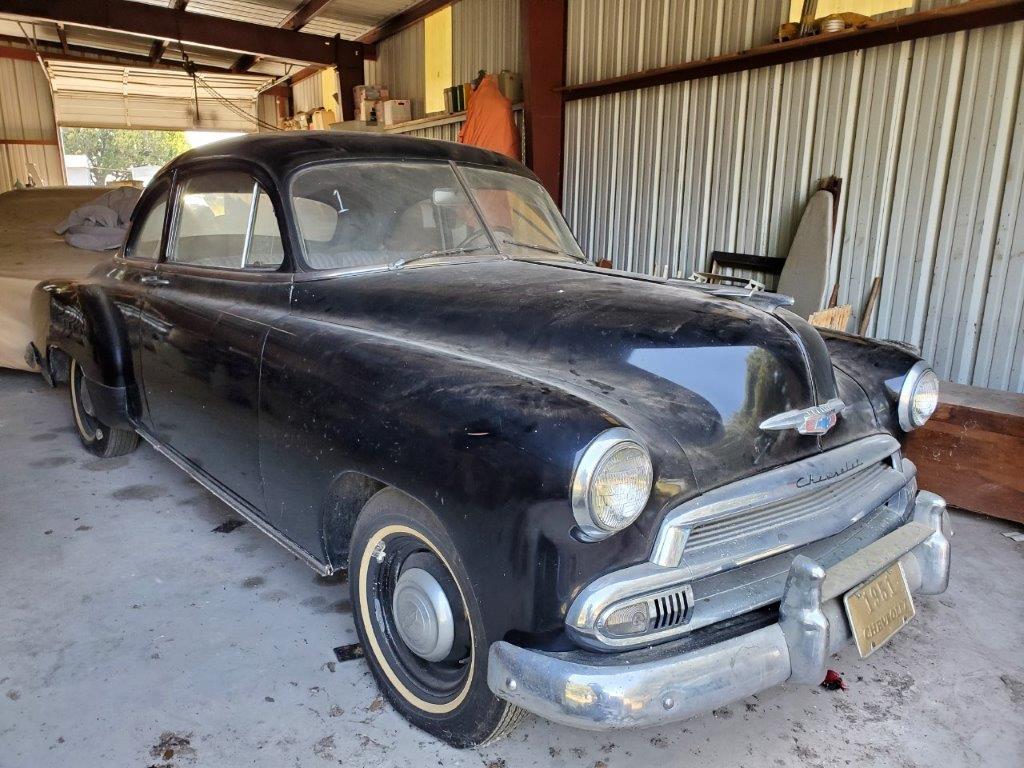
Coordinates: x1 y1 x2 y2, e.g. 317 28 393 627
54 186 142 252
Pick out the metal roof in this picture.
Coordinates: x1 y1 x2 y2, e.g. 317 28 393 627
0 0 422 77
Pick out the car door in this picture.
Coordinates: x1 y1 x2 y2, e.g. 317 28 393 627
138 166 291 512
108 178 172 391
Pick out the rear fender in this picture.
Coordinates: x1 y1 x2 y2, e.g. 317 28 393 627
46 282 135 427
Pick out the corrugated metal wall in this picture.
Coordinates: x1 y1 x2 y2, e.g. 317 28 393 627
0 52 64 193
364 22 426 118
293 68 340 116
562 0 1024 393
452 0 521 83
364 0 521 118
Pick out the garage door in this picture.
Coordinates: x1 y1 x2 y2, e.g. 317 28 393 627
46 61 274 132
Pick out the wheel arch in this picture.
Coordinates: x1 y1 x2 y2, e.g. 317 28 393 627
46 282 137 426
319 470 387 571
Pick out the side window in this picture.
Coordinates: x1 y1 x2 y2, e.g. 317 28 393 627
169 171 285 270
125 182 169 260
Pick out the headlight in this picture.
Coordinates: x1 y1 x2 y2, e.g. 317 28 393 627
897 361 939 431
571 428 653 540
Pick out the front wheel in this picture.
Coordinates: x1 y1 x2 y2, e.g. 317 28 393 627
349 488 525 747
69 358 139 458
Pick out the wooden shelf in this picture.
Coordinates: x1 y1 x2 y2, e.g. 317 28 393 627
558 0 1024 102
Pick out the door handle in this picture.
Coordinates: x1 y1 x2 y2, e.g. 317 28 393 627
140 275 170 285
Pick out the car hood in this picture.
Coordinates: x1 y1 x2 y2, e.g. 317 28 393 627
294 258 879 491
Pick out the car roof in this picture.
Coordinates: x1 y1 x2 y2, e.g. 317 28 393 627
159 131 534 185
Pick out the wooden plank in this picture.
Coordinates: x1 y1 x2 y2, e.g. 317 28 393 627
558 0 1024 102
904 381 1024 524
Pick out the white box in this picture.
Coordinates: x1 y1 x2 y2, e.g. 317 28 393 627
379 99 412 126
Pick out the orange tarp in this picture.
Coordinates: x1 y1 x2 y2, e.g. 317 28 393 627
457 75 520 161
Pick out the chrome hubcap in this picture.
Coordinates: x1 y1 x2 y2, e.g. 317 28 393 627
392 567 454 662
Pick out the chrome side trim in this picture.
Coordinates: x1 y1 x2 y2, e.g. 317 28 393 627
651 434 900 567
136 428 332 576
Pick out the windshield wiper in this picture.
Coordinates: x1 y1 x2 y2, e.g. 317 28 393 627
391 245 491 269
500 240 588 262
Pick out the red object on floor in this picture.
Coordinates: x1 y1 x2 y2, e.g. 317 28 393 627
821 669 847 691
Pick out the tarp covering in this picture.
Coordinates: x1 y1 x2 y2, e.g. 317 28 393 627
0 188 112 371
457 74 520 160
54 186 141 251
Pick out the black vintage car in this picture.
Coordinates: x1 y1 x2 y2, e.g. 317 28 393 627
38 133 950 747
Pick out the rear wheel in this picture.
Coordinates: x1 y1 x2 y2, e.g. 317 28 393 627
349 487 525 747
69 358 139 457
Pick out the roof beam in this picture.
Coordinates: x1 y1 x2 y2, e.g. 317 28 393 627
0 0 362 66
55 23 68 55
0 34 232 73
281 0 334 31
357 0 454 47
147 0 188 66
230 0 332 73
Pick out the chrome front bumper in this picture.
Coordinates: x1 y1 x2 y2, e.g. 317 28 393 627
487 491 950 730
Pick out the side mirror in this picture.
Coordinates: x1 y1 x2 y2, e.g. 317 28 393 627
432 188 461 207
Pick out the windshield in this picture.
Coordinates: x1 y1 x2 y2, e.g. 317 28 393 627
289 160 585 270
459 166 585 261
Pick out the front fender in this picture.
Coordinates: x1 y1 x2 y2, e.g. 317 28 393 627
258 321 695 645
819 329 924 436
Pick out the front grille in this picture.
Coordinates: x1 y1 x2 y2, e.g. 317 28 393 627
686 461 892 551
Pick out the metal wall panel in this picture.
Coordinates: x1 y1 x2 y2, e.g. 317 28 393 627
364 0 521 118
0 54 63 193
364 21 426 118
293 68 339 115
452 0 520 84
563 1 1024 392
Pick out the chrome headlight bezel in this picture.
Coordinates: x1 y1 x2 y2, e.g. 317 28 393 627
571 427 653 541
896 360 939 431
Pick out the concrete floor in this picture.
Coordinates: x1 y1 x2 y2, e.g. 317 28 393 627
1 368 1022 768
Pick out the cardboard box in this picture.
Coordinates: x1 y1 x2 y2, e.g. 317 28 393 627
379 99 412 126
354 84 389 123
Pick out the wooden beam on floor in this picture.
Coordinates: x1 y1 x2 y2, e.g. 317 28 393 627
904 382 1024 525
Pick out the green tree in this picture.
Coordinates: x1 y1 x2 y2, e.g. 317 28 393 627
61 128 189 185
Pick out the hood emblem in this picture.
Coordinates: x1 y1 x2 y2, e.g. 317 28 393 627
759 398 845 436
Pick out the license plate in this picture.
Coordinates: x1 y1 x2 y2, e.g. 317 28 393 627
843 561 915 657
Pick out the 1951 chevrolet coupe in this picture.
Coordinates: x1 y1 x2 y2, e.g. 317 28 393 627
36 133 950 747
